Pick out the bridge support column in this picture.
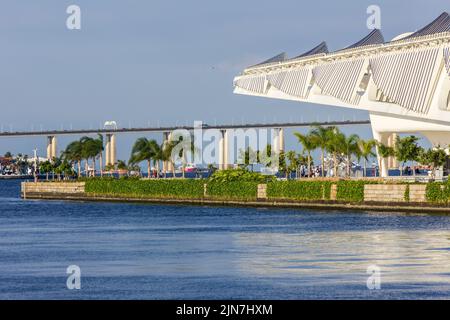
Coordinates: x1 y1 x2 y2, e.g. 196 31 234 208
272 128 281 154
219 129 229 170
279 128 285 153
105 134 111 167
105 134 116 167
46 136 57 160
110 134 117 167
162 132 169 173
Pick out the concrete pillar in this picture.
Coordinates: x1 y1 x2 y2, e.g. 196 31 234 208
110 134 117 167
279 128 285 153
372 130 390 177
46 136 53 160
387 133 398 169
167 132 174 173
105 134 111 166
272 128 280 155
219 129 229 170
51 136 57 159
163 132 169 172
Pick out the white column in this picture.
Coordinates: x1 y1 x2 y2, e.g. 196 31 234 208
46 136 53 160
372 130 390 177
219 129 227 170
167 132 174 173
163 132 169 172
51 136 57 159
272 128 280 155
110 134 117 167
279 128 285 153
105 134 111 166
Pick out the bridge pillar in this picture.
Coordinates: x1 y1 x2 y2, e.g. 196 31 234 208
279 128 285 153
219 129 229 170
110 134 117 167
105 134 111 167
272 128 281 154
162 132 169 173
105 134 116 167
46 136 57 160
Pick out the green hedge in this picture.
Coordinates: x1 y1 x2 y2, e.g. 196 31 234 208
426 182 450 203
336 181 366 202
206 181 259 200
267 181 332 201
85 178 205 199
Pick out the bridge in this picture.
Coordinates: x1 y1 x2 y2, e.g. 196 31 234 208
0 120 370 170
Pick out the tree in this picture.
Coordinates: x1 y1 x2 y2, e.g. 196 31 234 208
310 125 335 177
395 135 423 176
4 152 12 158
294 132 316 178
325 127 345 177
63 140 83 177
358 139 377 177
418 147 448 179
341 133 360 177
39 161 54 181
129 137 158 178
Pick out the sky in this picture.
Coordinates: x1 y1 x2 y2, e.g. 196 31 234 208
0 0 448 162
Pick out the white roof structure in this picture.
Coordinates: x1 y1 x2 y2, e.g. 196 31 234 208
233 13 450 176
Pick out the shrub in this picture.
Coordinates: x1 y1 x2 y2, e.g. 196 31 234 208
267 180 332 201
85 178 205 199
336 180 366 202
208 168 274 183
426 182 449 203
206 181 259 200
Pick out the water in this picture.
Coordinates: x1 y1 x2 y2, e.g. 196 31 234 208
1 180 450 299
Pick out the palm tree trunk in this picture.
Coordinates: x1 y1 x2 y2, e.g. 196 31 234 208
156 160 160 179
182 151 186 179
77 161 81 178
99 153 103 177
347 154 351 177
307 153 311 179
147 159 151 179
93 158 96 177
321 149 324 177
363 159 367 177
333 153 338 177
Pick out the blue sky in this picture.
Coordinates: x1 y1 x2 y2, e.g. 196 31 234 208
0 0 448 161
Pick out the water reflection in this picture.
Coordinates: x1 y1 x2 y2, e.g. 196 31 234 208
234 230 450 286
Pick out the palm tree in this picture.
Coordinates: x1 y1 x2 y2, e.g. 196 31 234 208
94 134 104 177
341 133 360 177
294 132 316 178
322 127 344 177
358 139 377 177
377 143 395 177
62 140 83 176
80 137 98 177
129 138 158 178
310 125 335 177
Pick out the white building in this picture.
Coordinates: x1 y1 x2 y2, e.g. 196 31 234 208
233 13 450 177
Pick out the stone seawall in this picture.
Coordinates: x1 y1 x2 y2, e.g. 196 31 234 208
19 181 450 213
21 182 85 199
